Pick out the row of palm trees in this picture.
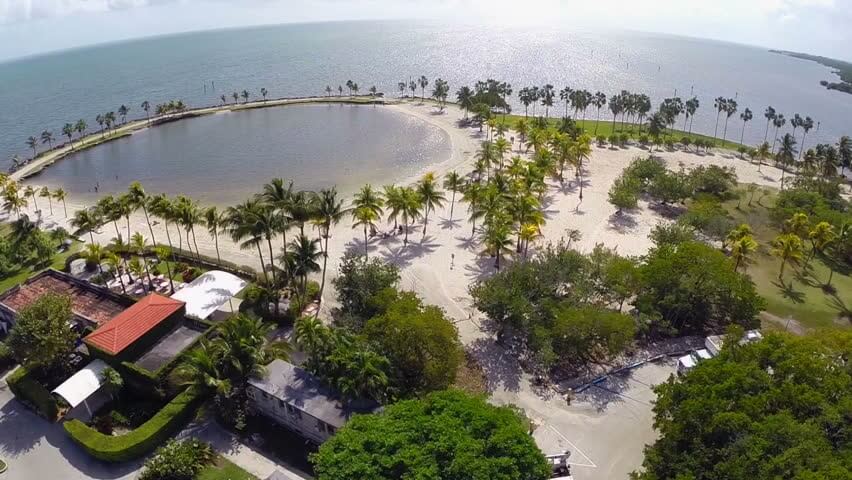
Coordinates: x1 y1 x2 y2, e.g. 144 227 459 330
0 174 68 220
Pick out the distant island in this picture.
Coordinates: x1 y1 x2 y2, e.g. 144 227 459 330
772 49 852 95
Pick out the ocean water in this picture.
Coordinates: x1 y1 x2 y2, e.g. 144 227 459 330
31 104 451 205
1 20 850 173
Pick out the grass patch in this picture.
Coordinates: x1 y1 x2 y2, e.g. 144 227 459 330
452 352 488 396
197 456 258 480
0 240 82 293
496 114 745 150
722 188 851 330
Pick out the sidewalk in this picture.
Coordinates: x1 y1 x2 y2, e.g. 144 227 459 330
180 420 311 480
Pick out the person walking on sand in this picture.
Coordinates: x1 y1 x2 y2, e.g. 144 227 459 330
451 253 455 270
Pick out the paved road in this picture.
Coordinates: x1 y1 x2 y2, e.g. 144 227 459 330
0 371 142 480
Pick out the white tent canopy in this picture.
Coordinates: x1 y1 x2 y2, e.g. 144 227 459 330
171 270 247 320
52 359 108 408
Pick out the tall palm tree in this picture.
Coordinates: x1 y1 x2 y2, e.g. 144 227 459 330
755 141 771 172
175 195 203 262
62 123 75 148
419 75 429 102
128 181 157 246
232 91 239 104
149 194 178 258
154 245 176 294
220 94 227 106
287 190 316 237
713 96 726 139
282 234 321 304
174 341 230 395
131 232 154 292
226 199 271 282
118 105 129 124
763 106 776 143
463 182 484 238
84 243 107 278
738 107 753 146
572 134 592 200
141 100 151 123
351 206 378 258
721 98 737 142
314 188 347 306
771 114 786 153
798 116 814 159
241 90 250 103
416 173 445 236
205 206 227 265
23 185 38 211
777 133 797 189
97 195 122 238
771 233 803 280
261 178 294 249
41 130 54 149
397 186 422 245
105 252 127 294
25 136 38 158
38 186 52 215
540 84 555 118
260 87 268 102
456 86 473 118
52 188 68 217
807 221 835 267
483 217 512 270
443 171 463 220
325 85 332 97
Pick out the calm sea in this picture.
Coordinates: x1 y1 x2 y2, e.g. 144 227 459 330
1 20 849 180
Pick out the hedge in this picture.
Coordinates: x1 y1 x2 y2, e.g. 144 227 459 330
63 387 203 462
6 366 59 421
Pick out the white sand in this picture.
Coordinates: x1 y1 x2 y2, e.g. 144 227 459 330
14 101 787 337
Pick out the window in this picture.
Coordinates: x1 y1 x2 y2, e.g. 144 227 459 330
316 420 326 433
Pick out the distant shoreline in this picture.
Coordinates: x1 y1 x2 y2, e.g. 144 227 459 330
770 49 852 95
10 95 386 182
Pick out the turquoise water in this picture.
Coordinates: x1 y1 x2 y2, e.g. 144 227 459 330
1 21 850 169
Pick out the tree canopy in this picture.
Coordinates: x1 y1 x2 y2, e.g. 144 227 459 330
636 331 852 480
312 390 551 480
332 253 400 324
6 292 76 371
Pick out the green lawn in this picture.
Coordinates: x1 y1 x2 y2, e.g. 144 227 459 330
722 189 851 331
496 114 745 151
196 457 257 480
0 240 82 293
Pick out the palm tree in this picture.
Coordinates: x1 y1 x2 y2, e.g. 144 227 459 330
713 96 726 139
325 85 332 97
141 100 151 123
456 86 473 118
777 133 797 189
838 136 851 176
763 106 776 143
118 105 129 124
226 199 272 282
131 232 154 292
282 234 321 304
52 188 68 217
572 134 592 200
351 206 378 258
417 173 445 236
154 245 176 294
220 94 227 105
62 123 75 148
41 130 54 149
84 243 107 278
128 181 157 246
25 136 38 158
592 92 607 135
771 114 786 153
738 108 753 146
419 75 429 102
241 90 250 103
731 235 758 271
215 314 290 383
105 253 127 294
286 190 316 237
540 84 555 118
807 221 835 267
721 99 737 142
174 341 230 395
76 118 88 140
175 195 203 262
23 185 38 211
96 114 105 136
484 218 512 270
205 206 227 265
261 178 294 249
338 85 344 97
771 233 803 280
39 186 52 215
232 91 239 104
260 88 268 102
463 182 484 238
149 194 177 258
396 186 421 245
443 171 463 220
755 141 771 172
798 116 814 159
314 187 347 306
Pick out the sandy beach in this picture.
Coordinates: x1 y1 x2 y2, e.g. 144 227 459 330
14 100 788 330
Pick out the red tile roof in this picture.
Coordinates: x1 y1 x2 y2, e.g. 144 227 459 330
85 294 185 355
0 270 129 325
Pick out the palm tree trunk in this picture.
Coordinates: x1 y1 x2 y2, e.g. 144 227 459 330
764 120 770 143
89 231 95 245
266 236 277 285
317 236 329 313
364 225 369 259
449 191 456 220
256 243 269 283
142 206 156 246
164 260 175 294
62 200 67 217
213 231 221 265
714 111 721 139
740 122 747 146
126 216 131 242
113 221 121 239
422 207 429 236
142 257 154 293
190 226 201 263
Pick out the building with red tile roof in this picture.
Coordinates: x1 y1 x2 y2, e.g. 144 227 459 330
85 293 185 357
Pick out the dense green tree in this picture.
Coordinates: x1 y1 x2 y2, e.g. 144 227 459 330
332 253 400 321
636 241 764 335
549 305 635 364
635 331 852 480
364 291 463 396
312 390 551 480
6 293 76 371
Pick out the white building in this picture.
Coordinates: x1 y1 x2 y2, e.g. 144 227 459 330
247 359 379 444
677 330 763 374
170 270 247 321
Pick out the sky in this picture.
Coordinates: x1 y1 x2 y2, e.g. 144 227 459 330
0 0 850 62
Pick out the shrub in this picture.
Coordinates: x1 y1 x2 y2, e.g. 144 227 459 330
639 134 650 146
608 134 619 146
619 133 629 146
332 253 400 321
0 341 14 370
139 438 214 480
305 280 321 301
596 135 607 147
6 366 59 420
63 388 203 462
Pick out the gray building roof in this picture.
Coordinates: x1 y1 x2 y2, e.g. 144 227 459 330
249 359 379 428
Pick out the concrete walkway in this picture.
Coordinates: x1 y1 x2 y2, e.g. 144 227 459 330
181 420 311 480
